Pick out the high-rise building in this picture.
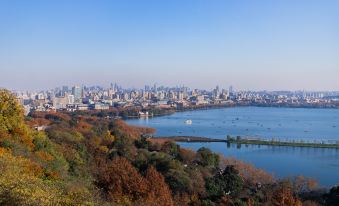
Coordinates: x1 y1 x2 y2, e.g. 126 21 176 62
229 86 234 94
72 86 82 103
216 85 220 93
62 86 68 96
214 85 220 99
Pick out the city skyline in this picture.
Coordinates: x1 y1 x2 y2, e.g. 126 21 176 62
8 83 339 93
14 80 339 116
1 0 339 91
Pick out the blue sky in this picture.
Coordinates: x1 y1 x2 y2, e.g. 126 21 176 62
0 0 338 91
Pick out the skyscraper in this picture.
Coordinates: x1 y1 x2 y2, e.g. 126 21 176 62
61 86 68 96
72 86 82 103
229 86 234 94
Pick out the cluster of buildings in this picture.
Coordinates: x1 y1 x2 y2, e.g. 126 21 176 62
14 83 339 115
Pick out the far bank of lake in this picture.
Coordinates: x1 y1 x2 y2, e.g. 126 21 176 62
126 107 339 187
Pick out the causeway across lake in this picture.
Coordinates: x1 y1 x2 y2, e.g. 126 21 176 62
127 107 339 187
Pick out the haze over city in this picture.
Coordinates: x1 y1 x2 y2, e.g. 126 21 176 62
1 0 338 91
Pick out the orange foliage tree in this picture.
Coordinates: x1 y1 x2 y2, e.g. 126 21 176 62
96 157 148 203
0 89 34 149
145 166 174 206
271 185 302 206
111 120 155 140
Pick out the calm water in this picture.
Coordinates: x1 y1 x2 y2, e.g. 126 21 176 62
126 107 339 187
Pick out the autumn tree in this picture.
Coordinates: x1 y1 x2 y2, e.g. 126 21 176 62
271 184 302 206
261 181 302 206
0 89 33 148
96 157 148 203
1 147 101 205
289 176 318 194
220 157 273 185
178 148 196 165
110 120 155 140
145 166 174 206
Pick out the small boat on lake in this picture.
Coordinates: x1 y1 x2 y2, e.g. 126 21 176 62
184 119 192 125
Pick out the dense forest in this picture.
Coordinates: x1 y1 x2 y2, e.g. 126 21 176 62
0 89 338 206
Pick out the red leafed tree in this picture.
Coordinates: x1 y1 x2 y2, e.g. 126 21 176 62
96 157 148 203
145 166 174 206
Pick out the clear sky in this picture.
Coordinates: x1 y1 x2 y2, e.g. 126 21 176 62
0 0 338 91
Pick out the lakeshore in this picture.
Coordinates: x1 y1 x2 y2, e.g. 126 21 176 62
127 106 339 186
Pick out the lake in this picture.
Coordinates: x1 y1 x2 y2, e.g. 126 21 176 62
126 107 339 187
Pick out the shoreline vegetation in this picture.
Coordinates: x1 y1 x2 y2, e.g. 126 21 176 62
153 136 339 149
